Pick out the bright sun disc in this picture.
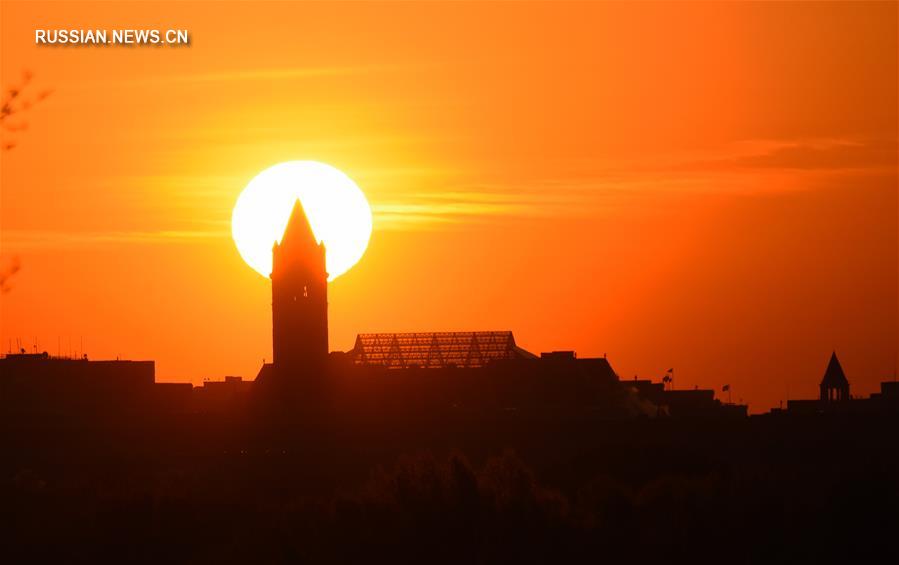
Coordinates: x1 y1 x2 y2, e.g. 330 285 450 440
232 161 372 281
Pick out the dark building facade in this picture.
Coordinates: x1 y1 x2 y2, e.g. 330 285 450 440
0 352 155 417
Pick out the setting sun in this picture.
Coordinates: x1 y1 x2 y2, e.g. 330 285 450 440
231 161 372 281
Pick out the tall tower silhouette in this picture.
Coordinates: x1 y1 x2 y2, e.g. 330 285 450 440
271 199 328 373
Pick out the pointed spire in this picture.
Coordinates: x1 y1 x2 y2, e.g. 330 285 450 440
279 198 318 249
821 351 849 387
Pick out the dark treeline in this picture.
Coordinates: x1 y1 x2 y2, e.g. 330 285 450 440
3 411 897 564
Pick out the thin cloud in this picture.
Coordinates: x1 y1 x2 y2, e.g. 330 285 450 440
6 137 889 237
371 184 624 230
2 229 225 248
62 63 421 90
372 135 896 229
663 136 897 174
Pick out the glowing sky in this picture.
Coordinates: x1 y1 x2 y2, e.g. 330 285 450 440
1 1 896 412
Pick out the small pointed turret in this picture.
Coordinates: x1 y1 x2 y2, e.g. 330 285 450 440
821 352 848 388
820 351 850 402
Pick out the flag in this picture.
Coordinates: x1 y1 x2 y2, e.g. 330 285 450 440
722 384 730 392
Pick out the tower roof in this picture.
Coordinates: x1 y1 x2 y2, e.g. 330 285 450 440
820 351 849 388
279 198 319 249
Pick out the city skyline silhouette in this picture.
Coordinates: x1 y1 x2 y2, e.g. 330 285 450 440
1 2 897 562
2 1 896 413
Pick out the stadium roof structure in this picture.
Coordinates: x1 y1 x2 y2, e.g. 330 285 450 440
350 331 536 369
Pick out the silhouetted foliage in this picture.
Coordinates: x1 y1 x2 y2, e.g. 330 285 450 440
0 255 21 294
1 70 52 151
3 420 897 564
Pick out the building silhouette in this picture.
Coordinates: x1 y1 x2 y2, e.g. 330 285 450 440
271 199 329 374
0 351 155 417
1 206 751 421
820 350 850 403
252 217 745 420
781 351 897 416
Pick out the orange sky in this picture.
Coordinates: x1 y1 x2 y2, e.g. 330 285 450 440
1 1 896 412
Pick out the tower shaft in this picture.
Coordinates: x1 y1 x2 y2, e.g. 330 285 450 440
270 199 328 374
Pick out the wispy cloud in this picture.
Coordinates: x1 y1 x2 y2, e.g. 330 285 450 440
62 63 419 90
661 136 897 174
371 182 635 230
1 229 226 248
4 137 890 239
372 135 896 229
